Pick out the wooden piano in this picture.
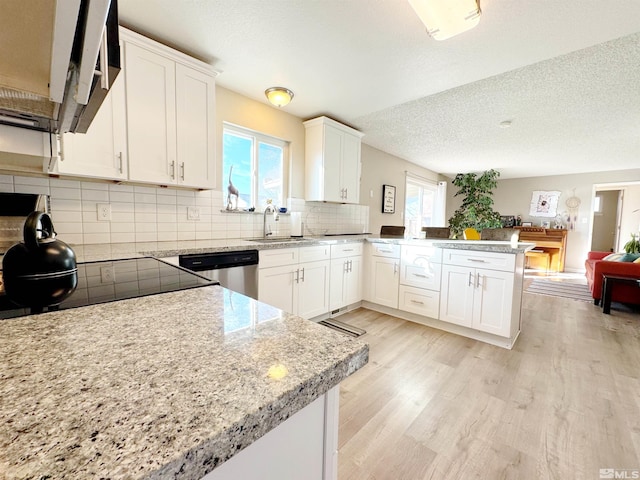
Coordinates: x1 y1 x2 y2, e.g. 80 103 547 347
515 226 568 272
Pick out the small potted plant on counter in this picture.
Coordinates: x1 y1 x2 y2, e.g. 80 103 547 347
623 233 640 254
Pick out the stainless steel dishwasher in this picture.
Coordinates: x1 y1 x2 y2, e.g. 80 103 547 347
179 250 259 299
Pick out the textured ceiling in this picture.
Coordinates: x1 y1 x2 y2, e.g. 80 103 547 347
118 0 640 179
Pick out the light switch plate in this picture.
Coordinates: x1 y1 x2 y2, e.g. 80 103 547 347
187 206 200 220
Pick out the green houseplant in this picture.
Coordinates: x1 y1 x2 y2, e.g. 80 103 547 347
623 233 640 253
448 169 502 238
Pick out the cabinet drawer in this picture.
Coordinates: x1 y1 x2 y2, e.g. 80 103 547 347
259 248 299 268
442 248 515 272
368 242 400 258
299 245 330 263
331 242 363 259
400 261 441 291
399 285 439 318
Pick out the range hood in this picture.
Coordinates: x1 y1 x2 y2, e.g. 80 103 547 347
0 0 120 134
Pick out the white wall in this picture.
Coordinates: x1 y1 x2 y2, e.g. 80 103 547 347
360 144 442 234
446 169 640 272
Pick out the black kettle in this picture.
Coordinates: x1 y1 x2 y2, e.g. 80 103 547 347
2 212 78 308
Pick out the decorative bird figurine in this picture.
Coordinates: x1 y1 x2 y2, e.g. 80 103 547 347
227 165 239 210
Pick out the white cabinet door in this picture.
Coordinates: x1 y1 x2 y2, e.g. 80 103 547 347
400 245 442 291
175 63 216 189
473 269 514 337
439 264 474 327
297 260 330 319
125 41 177 185
323 125 343 202
304 117 363 204
57 73 128 180
368 256 399 309
329 258 347 311
258 264 295 314
340 132 361 203
440 265 514 338
344 256 362 306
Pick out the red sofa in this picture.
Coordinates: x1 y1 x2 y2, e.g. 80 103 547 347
585 251 640 305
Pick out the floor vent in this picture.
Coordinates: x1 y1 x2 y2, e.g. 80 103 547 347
318 319 366 337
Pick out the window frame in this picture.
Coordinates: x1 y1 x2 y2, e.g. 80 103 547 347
404 175 446 237
222 123 289 211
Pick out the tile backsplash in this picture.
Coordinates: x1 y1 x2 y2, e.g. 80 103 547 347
0 175 369 245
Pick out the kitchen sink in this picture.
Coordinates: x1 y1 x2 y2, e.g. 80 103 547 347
247 237 311 243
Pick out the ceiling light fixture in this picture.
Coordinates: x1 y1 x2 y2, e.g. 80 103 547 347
265 87 294 107
408 0 481 41
499 120 512 129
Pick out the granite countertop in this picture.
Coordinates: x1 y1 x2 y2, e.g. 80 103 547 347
0 285 369 479
68 235 369 263
366 235 536 253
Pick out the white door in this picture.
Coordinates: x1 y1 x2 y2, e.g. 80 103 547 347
297 260 330 319
340 132 360 203
323 125 342 202
125 42 177 185
258 265 295 314
344 256 363 306
58 73 127 180
472 269 514 337
439 265 474 327
329 258 347 311
369 257 399 309
175 64 216 189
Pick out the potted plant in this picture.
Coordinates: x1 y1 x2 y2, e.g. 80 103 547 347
623 233 640 253
448 169 502 238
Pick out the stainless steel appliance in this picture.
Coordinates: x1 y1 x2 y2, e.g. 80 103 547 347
0 257 217 319
179 250 259 300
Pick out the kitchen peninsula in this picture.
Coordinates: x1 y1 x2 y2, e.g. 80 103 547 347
0 283 368 479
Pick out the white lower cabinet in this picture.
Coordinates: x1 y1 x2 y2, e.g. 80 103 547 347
329 243 363 311
365 247 400 309
258 246 330 319
440 250 516 338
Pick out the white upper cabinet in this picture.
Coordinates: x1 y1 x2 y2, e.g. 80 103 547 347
54 66 128 180
121 28 217 189
304 116 364 204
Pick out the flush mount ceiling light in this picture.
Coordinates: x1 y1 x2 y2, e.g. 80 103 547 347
408 0 481 41
265 87 294 107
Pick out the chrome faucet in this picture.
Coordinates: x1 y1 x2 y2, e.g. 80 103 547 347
263 204 279 237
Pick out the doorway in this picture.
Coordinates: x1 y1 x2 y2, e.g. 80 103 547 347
591 182 640 253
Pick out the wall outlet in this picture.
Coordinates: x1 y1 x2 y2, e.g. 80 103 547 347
97 204 111 221
187 206 200 220
100 266 115 283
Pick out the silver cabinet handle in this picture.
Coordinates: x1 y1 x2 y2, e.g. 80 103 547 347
476 273 481 288
410 299 424 305
344 187 348 199
170 161 176 179
393 263 398 275
295 269 299 284
348 260 352 272
343 249 354 252
117 152 123 174
468 258 487 263
468 272 473 286
379 249 393 253
180 162 185 180
412 273 428 278
300 267 305 282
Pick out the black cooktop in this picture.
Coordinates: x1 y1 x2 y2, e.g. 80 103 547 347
0 257 218 320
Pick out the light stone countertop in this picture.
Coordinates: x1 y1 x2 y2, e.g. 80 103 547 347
66 234 533 263
0 285 369 479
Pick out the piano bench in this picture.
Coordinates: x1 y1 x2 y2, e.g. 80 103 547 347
526 250 551 272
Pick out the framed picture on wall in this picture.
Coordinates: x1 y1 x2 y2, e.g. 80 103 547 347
382 184 395 213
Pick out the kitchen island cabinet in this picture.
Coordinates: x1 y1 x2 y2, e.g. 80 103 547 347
0 285 367 479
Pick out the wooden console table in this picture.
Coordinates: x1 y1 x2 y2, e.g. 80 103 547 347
601 274 640 314
516 227 568 272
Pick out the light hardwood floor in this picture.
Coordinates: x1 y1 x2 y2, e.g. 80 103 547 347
337 291 640 479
